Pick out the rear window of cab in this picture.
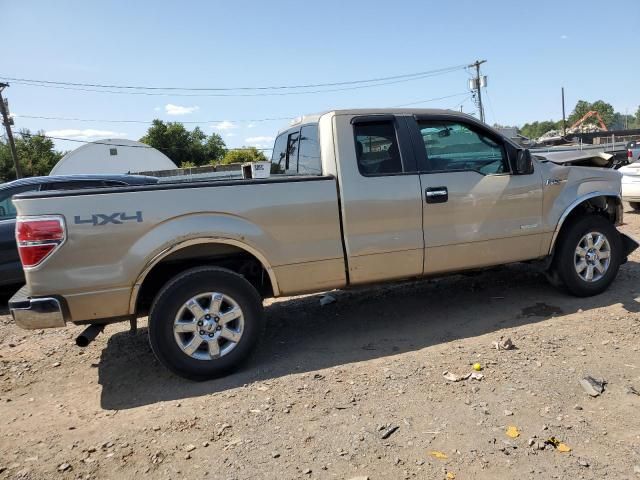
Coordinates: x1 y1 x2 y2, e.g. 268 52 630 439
271 124 321 175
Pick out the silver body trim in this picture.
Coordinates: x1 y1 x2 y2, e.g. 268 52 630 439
10 296 66 329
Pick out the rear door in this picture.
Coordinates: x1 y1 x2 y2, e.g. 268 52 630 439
408 115 544 274
334 114 424 284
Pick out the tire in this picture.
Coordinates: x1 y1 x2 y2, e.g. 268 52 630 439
629 202 640 211
550 215 622 297
148 266 264 381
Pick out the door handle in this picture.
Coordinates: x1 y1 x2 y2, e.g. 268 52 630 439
425 186 448 204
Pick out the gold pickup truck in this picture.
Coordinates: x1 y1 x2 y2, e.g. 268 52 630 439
9 109 638 380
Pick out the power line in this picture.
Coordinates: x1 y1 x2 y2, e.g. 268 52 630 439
12 92 472 125
2 68 466 97
16 132 273 151
14 114 293 124
391 92 470 107
0 64 468 92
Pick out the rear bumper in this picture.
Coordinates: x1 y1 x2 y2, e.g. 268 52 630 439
9 285 66 329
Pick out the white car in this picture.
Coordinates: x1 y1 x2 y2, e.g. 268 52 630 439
620 162 640 210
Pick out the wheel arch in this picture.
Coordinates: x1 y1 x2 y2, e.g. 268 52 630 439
129 237 279 315
548 191 622 255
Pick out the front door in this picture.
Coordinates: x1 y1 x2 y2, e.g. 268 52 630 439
408 116 544 274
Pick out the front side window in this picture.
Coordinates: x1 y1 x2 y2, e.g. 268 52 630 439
418 120 507 175
298 125 321 174
354 121 403 175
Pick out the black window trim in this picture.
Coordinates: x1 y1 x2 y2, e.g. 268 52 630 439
352 114 418 177
408 114 515 176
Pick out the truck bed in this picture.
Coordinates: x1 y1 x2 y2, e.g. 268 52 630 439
13 174 347 322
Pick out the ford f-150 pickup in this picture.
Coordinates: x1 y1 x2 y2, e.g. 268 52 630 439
9 109 638 380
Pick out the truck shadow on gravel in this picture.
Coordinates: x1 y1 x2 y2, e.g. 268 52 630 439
97 261 640 410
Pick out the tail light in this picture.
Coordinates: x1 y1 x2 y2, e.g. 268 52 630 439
16 216 66 268
629 149 633 160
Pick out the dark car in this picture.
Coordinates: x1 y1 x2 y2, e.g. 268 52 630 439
0 174 158 288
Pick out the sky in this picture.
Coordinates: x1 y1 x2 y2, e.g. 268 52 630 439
2 0 639 154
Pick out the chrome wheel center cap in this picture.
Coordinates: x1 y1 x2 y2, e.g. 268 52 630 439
586 249 597 264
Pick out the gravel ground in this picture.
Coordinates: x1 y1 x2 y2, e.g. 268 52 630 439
1 209 640 480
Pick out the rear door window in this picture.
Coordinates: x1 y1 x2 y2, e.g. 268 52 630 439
354 121 404 175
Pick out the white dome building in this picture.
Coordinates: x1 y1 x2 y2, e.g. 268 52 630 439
50 139 176 175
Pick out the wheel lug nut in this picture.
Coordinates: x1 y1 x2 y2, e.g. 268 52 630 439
197 321 203 326
208 333 214 337
216 326 221 331
199 330 205 335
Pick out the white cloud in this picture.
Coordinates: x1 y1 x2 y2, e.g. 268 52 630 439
225 132 237 137
154 106 161 112
245 135 275 148
45 129 127 140
247 123 256 128
211 120 237 131
165 103 200 115
560 34 568 40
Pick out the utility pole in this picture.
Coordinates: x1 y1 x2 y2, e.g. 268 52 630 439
0 83 23 178
561 87 567 136
468 60 486 123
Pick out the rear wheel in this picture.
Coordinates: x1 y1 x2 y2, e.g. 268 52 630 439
550 215 622 297
148 266 263 380
629 202 640 211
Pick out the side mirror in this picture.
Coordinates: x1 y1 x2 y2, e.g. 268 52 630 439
514 149 533 175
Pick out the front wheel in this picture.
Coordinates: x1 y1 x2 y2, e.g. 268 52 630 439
629 202 640 211
148 266 264 380
550 215 622 297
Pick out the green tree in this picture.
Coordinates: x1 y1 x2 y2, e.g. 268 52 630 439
568 99 615 128
139 120 227 166
0 130 64 181
519 120 561 139
220 147 267 165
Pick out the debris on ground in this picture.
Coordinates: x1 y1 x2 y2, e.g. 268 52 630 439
443 371 471 382
319 294 337 306
626 385 639 396
505 426 520 438
543 436 571 452
380 425 399 439
492 337 515 350
428 451 448 460
580 375 606 397
469 372 484 381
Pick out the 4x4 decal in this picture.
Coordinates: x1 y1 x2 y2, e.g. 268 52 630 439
74 211 143 226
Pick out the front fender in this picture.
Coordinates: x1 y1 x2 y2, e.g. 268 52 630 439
548 191 622 254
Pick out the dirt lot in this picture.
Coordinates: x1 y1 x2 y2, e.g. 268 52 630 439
1 211 640 480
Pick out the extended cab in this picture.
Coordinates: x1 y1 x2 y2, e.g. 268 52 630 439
9 109 638 379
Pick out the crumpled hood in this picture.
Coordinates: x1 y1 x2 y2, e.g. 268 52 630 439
535 150 613 168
